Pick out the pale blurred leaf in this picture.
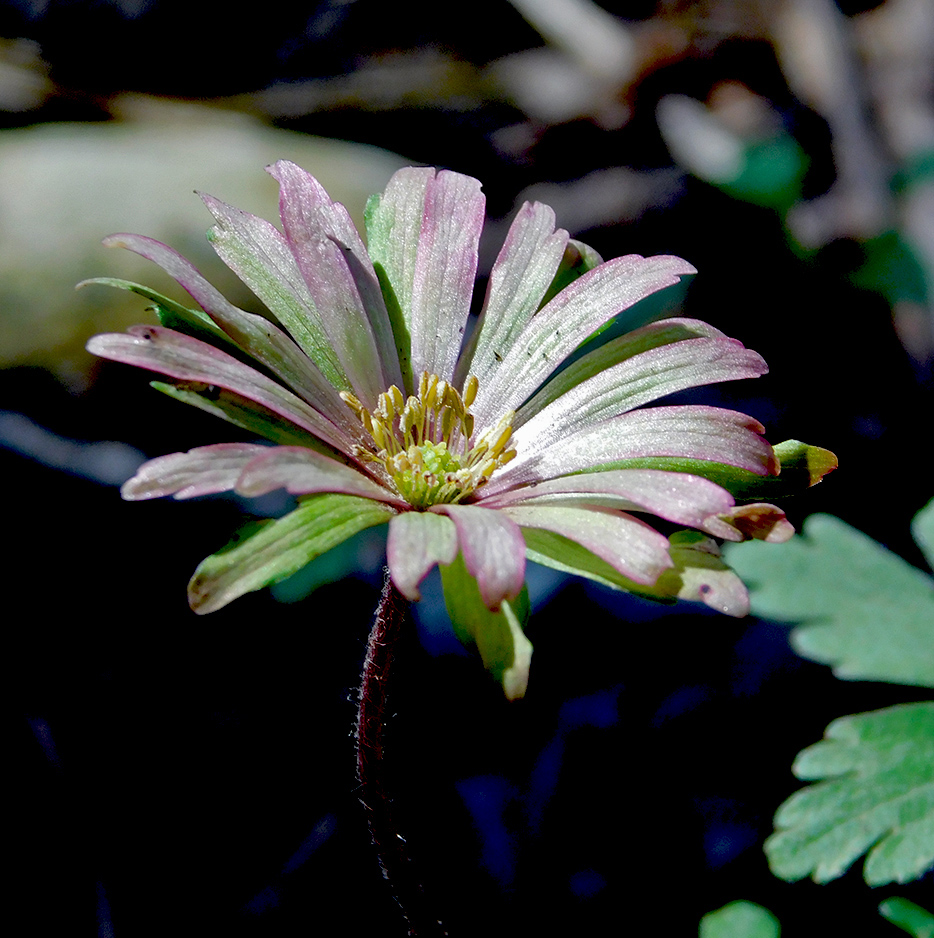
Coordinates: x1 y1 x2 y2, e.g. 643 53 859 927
726 512 934 688
699 900 780 938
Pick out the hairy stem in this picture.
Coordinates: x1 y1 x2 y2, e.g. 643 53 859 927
355 570 447 937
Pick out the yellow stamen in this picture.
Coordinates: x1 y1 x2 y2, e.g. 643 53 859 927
342 372 516 508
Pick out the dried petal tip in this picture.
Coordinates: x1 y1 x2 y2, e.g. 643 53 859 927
705 504 795 543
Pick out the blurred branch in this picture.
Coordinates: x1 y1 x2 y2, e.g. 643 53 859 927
507 0 636 84
0 37 52 112
245 49 485 119
855 0 934 362
773 0 892 245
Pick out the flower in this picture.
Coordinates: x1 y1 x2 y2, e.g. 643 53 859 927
86 161 831 698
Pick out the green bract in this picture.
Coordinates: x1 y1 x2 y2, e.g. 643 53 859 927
86 162 833 696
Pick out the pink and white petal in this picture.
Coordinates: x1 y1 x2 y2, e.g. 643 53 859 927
455 201 568 389
513 336 767 447
235 446 404 505
364 167 434 393
430 503 525 609
512 317 728 430
471 254 696 430
503 503 673 586
489 405 779 493
481 467 736 528
102 233 356 433
103 233 237 321
408 171 485 384
387 511 459 600
87 326 354 455
200 194 350 391
702 503 795 543
122 443 269 500
268 161 402 405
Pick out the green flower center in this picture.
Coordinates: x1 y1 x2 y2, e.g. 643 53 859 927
341 372 516 508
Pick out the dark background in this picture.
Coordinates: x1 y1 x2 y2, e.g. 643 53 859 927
4 1 933 935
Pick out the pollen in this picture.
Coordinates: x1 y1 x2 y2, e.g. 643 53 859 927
341 372 516 508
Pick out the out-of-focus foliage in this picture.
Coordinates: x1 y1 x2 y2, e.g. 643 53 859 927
701 898 934 937
880 897 934 938
727 504 934 687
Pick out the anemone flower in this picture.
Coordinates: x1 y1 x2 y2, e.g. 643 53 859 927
86 161 828 699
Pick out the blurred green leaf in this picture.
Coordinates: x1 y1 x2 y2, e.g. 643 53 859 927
656 95 806 212
271 526 387 604
852 231 928 306
540 238 603 312
725 512 934 687
440 553 532 700
766 703 934 885
720 134 809 212
0 106 407 375
699 900 780 938
152 381 339 451
80 277 229 344
879 897 934 937
912 500 934 573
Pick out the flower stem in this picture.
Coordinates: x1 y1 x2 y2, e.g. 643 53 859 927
355 570 448 937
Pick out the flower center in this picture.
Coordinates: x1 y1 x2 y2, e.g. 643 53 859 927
341 372 516 508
